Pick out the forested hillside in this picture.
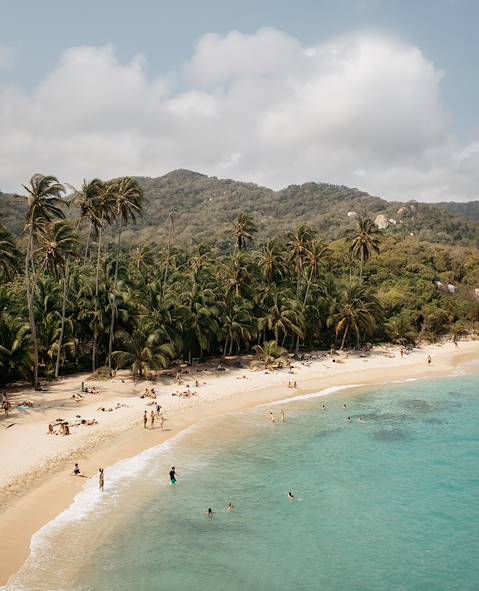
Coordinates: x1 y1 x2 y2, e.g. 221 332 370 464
2 173 479 387
434 200 479 221
2 169 479 247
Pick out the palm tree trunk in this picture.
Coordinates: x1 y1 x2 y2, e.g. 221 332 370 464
223 336 228 357
340 323 350 350
25 233 40 389
55 259 69 379
83 221 92 262
92 227 102 372
228 337 234 357
108 219 123 373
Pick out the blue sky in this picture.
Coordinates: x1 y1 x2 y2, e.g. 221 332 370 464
0 0 478 200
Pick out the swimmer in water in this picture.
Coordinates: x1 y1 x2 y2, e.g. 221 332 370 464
288 491 295 501
270 412 275 424
169 466 177 485
280 409 285 422
321 404 326 410
343 403 347 409
227 502 235 512
205 508 214 518
358 416 364 422
347 416 351 422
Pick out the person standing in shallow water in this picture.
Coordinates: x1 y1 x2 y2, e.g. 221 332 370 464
169 466 177 485
280 409 286 422
270 412 275 424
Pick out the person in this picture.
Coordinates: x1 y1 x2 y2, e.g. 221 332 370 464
400 348 404 358
169 466 177 485
62 423 70 436
280 409 286 423
195 380 200 388
156 403 162 418
427 355 432 365
99 468 104 491
343 403 347 409
321 404 326 410
227 502 235 512
358 416 364 422
2 399 11 416
270 412 275 424
347 416 351 422
150 410 155 428
293 381 297 388
205 508 214 518
73 463 81 476
288 491 295 501
2 393 6 404
143 410 148 429
159 415 165 431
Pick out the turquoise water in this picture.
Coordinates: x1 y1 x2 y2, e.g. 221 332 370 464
8 376 479 590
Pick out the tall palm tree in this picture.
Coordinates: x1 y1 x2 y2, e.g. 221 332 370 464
106 177 143 372
22 174 66 388
35 220 79 377
257 289 303 347
334 282 382 349
91 182 115 371
232 213 256 251
349 217 381 279
69 178 104 261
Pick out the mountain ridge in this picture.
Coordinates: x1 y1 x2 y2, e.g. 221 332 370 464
1 169 478 247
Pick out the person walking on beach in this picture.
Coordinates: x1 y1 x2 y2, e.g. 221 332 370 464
99 468 104 492
169 466 177 485
156 403 162 418
427 355 432 365
270 412 275 424
143 410 148 429
280 409 286 423
160 415 166 431
150 410 155 429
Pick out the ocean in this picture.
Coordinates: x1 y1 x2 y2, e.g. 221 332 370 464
6 375 479 591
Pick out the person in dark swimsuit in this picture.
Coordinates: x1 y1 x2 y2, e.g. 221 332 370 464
169 467 177 485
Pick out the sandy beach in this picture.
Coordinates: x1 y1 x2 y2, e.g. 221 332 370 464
1 340 478 586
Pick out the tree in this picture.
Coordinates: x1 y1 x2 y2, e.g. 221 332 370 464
253 340 288 370
22 174 66 388
232 213 256 251
0 313 32 384
0 225 20 279
256 239 287 284
334 283 382 349
113 320 175 378
349 217 381 279
70 178 104 261
35 221 79 377
106 177 143 373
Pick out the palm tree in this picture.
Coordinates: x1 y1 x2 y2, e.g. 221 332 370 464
334 283 382 349
69 178 104 261
257 289 303 347
0 224 20 279
35 221 79 377
253 340 287 370
91 182 115 371
0 313 32 384
112 320 175 378
349 217 381 279
222 298 254 356
22 174 66 388
232 213 256 251
106 177 143 373
256 239 288 284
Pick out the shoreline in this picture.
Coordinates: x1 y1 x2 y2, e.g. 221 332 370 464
1 341 478 586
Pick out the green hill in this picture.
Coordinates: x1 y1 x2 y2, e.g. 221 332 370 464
2 169 479 247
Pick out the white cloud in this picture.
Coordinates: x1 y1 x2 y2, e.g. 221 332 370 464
0 29 477 202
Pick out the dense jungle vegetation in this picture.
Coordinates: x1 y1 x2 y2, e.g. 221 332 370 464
1 173 479 387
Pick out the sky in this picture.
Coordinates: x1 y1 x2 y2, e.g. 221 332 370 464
0 0 478 201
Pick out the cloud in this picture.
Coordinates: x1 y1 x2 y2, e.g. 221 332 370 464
0 29 477 201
